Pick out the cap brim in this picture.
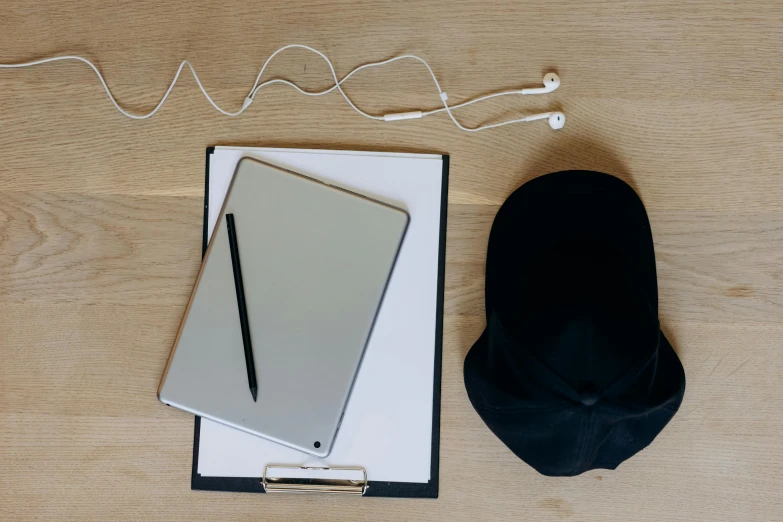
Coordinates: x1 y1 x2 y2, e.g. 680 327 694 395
464 320 685 476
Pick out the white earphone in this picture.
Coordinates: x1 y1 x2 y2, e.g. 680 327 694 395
521 72 561 95
0 44 565 132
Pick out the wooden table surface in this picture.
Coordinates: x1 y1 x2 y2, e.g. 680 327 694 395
1 1 782 520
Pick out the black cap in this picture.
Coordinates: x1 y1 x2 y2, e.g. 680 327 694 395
464 171 685 477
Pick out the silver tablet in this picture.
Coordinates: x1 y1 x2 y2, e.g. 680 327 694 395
158 157 409 457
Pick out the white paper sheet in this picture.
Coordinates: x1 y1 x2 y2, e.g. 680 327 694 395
196 147 444 483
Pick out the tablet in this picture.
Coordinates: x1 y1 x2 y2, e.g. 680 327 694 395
158 157 409 457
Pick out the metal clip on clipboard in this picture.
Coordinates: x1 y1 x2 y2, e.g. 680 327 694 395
262 465 369 495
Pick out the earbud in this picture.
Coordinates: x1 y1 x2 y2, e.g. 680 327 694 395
548 111 566 129
522 112 566 130
521 73 561 95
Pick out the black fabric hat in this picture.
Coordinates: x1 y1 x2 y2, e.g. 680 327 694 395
464 171 685 477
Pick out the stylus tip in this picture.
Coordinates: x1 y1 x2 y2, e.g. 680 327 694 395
250 387 258 402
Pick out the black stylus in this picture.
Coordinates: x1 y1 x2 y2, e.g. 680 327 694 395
226 213 258 402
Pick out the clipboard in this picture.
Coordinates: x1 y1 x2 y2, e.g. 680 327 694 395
189 146 448 498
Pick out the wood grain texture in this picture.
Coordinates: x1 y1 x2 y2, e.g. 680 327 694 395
1 1 782 520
